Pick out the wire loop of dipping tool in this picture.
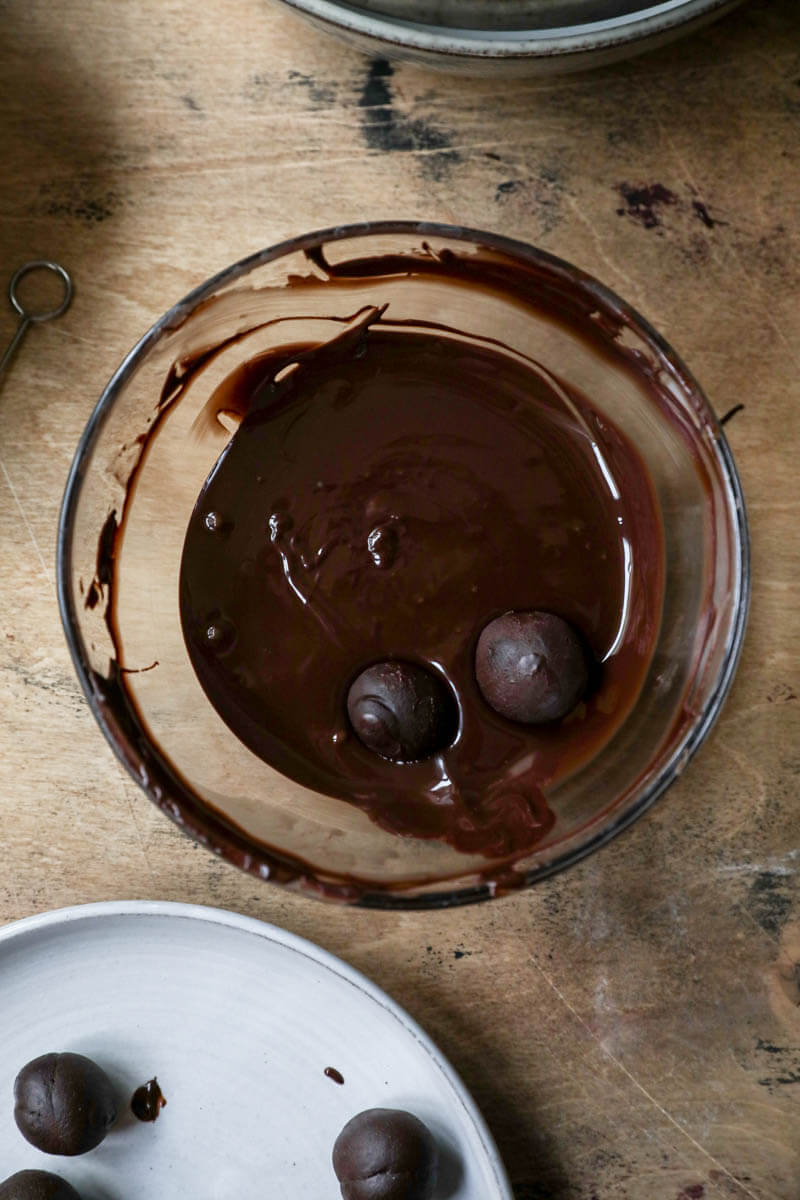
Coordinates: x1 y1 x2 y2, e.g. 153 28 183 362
0 260 73 380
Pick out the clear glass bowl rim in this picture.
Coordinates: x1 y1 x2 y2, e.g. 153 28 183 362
56 220 751 908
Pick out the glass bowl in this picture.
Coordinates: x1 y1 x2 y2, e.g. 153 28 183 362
57 223 749 907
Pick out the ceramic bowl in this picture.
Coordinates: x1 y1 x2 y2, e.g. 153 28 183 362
274 0 746 76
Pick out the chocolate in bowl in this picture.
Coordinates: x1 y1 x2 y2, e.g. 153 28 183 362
57 224 749 905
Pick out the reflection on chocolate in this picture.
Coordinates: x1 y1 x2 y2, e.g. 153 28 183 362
475 611 590 723
332 1108 438 1200
14 1052 117 1156
367 523 399 570
0 1172 82 1200
131 1077 167 1122
204 510 225 533
203 614 236 653
347 661 458 762
178 318 663 859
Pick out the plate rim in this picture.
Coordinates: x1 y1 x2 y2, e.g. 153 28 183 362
0 899 514 1199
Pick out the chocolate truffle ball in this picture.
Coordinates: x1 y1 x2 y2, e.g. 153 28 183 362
347 661 457 762
475 610 590 723
333 1108 438 1200
0 1172 82 1200
14 1052 117 1156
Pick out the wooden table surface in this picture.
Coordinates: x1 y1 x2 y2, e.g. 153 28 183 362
1 1 799 1196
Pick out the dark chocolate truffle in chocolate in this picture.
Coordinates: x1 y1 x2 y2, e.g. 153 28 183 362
14 1052 117 1156
347 661 457 762
333 1108 438 1200
0 1172 82 1200
475 610 589 723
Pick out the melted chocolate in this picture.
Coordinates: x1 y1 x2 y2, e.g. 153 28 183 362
178 322 663 858
131 1077 166 1122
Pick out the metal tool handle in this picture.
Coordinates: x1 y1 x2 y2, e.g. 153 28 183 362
0 260 73 379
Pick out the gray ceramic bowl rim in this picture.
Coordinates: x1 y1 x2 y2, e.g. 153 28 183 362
57 221 750 908
276 0 738 58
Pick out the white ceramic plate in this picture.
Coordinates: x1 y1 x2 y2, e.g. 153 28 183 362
0 901 511 1199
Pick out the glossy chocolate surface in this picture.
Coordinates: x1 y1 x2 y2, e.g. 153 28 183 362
178 319 663 858
475 610 590 723
131 1077 166 1122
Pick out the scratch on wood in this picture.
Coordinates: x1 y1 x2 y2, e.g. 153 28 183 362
0 458 49 578
529 956 764 1200
117 777 160 887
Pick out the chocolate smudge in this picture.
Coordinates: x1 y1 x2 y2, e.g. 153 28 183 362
616 182 677 229
692 199 727 229
719 403 745 426
131 1077 167 1122
357 59 460 180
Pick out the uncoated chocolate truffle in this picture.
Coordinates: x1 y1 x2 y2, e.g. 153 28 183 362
347 661 457 763
0 1171 83 1200
475 610 590 723
333 1108 439 1200
14 1052 117 1156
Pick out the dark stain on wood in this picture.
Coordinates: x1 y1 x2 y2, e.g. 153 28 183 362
40 181 119 224
756 1038 792 1055
496 179 523 199
616 182 678 230
494 163 565 233
287 69 336 107
759 1069 800 1088
745 871 792 937
766 683 797 702
181 94 204 115
692 199 727 229
357 59 460 180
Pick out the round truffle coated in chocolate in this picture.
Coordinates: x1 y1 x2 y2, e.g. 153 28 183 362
347 662 457 762
475 610 590 723
0 1172 83 1200
332 1108 439 1200
14 1052 117 1156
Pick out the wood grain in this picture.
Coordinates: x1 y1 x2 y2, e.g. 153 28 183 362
1 1 799 1196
